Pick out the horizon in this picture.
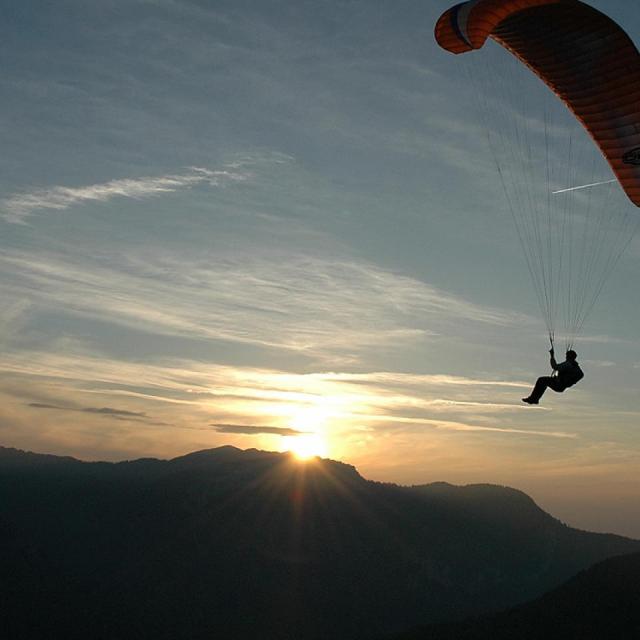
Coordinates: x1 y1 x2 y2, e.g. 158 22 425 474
1 0 640 540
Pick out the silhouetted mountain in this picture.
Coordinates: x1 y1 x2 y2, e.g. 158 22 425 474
0 445 638 640
391 552 640 639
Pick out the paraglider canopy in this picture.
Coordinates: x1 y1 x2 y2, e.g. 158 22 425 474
435 0 640 208
434 0 640 348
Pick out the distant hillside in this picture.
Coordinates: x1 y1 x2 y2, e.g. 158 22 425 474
391 552 640 639
0 445 638 640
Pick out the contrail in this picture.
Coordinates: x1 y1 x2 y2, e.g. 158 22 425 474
552 179 617 195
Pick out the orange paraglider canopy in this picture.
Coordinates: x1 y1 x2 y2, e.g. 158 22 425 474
435 0 640 207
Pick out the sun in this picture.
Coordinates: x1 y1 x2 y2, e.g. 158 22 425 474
279 403 335 460
284 433 328 461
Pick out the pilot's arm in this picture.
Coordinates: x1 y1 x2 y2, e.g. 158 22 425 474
549 349 559 371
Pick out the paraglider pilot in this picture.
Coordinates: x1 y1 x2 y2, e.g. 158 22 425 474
522 349 584 405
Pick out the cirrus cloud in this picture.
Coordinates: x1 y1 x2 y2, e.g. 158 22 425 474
1 166 248 224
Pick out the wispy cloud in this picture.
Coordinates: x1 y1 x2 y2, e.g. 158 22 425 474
360 413 575 439
1 349 567 444
0 248 526 364
82 406 148 417
2 351 529 411
0 299 31 348
28 402 153 421
213 424 304 436
575 334 630 346
323 371 530 389
1 166 248 223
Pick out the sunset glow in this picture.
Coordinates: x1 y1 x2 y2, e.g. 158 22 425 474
284 433 329 460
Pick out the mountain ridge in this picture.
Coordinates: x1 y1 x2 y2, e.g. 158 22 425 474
390 551 640 639
1 444 638 640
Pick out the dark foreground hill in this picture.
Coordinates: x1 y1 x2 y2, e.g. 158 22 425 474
0 445 638 640
391 552 640 639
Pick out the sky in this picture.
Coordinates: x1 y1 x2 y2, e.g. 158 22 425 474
1 0 640 538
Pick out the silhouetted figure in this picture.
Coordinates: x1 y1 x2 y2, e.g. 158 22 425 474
522 348 584 405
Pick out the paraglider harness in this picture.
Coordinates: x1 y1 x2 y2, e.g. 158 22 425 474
549 339 584 389
555 364 584 388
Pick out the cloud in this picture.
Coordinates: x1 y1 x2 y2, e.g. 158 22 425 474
575 335 630 345
0 299 31 348
0 248 527 364
359 414 575 439
1 349 572 444
82 406 148 417
213 424 304 436
28 402 150 421
28 403 67 410
583 360 615 368
4 352 527 411
323 371 530 389
1 166 248 224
